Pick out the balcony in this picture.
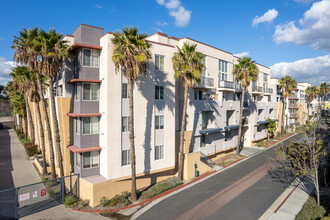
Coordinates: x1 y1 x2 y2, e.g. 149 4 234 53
289 112 298 118
263 88 273 95
218 80 235 91
300 94 305 99
194 77 214 89
289 94 298 99
288 103 298 108
251 85 263 94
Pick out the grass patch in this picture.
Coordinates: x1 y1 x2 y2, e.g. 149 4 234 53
64 194 78 207
100 191 131 207
296 197 326 220
141 178 183 199
257 141 264 147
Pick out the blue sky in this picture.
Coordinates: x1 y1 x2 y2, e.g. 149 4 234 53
0 0 329 85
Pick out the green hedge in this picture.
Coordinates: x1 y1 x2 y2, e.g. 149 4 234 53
141 178 182 199
24 144 39 157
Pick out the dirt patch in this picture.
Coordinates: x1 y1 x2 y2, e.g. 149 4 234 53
213 153 244 167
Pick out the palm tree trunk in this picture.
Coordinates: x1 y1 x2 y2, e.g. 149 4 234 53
26 98 35 144
281 98 286 135
307 101 310 122
236 87 245 156
178 84 189 181
36 73 56 179
128 79 137 202
24 114 27 141
36 102 47 175
49 77 64 177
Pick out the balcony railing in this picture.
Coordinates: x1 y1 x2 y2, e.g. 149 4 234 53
288 103 297 108
252 85 263 93
196 77 214 87
289 94 298 99
235 82 242 91
300 94 305 98
289 113 298 118
218 80 234 89
264 88 273 94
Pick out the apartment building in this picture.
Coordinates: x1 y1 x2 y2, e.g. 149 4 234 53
26 24 283 206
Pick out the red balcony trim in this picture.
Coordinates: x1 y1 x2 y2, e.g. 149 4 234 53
67 79 102 84
68 145 102 153
70 43 102 51
67 113 102 117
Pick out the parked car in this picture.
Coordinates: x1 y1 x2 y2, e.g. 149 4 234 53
0 122 3 129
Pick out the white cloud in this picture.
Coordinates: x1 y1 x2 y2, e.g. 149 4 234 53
95 4 103 9
156 20 168 26
0 57 15 85
270 54 330 85
252 9 279 27
233 51 250 58
156 0 191 27
273 0 330 51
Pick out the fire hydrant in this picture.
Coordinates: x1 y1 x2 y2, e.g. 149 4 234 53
194 161 199 177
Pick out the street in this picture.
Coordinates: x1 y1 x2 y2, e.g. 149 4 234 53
136 134 301 220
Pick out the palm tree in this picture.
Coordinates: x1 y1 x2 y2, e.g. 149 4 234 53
279 75 297 135
12 27 57 179
112 26 151 201
318 82 330 106
10 66 35 144
233 57 259 155
305 85 318 121
172 42 205 181
39 29 69 177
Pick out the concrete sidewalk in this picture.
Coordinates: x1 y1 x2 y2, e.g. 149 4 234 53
0 128 108 220
260 179 314 220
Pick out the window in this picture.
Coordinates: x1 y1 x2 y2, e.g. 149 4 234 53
155 55 164 71
202 112 208 130
263 73 268 92
155 115 164 129
56 85 63 97
202 55 206 78
155 145 164 160
194 90 206 100
122 83 128 99
219 60 228 81
82 117 99 134
225 130 229 141
75 84 81 101
83 83 99 101
268 96 271 102
122 149 131 166
82 151 99 169
75 153 81 169
122 116 130 132
155 85 164 99
201 135 206 147
75 118 80 134
83 49 99 67
258 109 263 116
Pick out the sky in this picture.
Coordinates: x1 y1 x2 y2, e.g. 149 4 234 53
0 0 329 86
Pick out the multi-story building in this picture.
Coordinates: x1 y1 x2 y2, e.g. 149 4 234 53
26 24 292 206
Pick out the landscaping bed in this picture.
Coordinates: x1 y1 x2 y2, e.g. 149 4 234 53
213 152 244 167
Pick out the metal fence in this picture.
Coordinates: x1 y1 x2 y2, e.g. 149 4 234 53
0 174 79 219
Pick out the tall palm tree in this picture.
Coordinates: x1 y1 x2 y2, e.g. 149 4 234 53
39 29 68 177
232 57 259 155
279 75 297 135
318 82 330 106
305 85 318 121
172 42 205 181
112 26 151 201
10 66 35 144
12 27 57 179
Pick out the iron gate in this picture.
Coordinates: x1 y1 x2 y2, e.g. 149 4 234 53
0 174 79 219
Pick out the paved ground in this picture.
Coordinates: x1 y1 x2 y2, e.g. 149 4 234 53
0 126 108 220
134 134 302 220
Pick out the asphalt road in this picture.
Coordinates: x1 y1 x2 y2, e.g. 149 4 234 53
136 134 301 220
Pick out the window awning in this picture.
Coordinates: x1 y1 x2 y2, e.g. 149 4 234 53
67 79 102 84
257 121 269 125
70 43 102 51
67 113 102 117
224 125 239 130
68 145 101 153
199 128 222 135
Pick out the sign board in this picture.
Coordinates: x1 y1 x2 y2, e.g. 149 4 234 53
41 188 47 197
32 191 38 198
19 193 30 202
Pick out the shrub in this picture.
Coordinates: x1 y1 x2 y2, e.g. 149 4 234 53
24 144 39 157
64 195 78 207
41 176 48 182
276 132 281 138
296 197 326 220
81 199 89 208
100 196 110 207
142 178 183 199
48 189 55 198
257 141 263 148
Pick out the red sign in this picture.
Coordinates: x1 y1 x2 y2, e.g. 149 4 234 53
41 188 47 197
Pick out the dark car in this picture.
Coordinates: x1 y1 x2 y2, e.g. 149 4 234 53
0 122 3 129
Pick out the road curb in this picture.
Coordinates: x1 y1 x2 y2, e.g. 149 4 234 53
72 133 298 215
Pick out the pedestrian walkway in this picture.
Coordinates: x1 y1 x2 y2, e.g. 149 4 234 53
240 146 264 157
0 128 108 220
260 179 314 220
